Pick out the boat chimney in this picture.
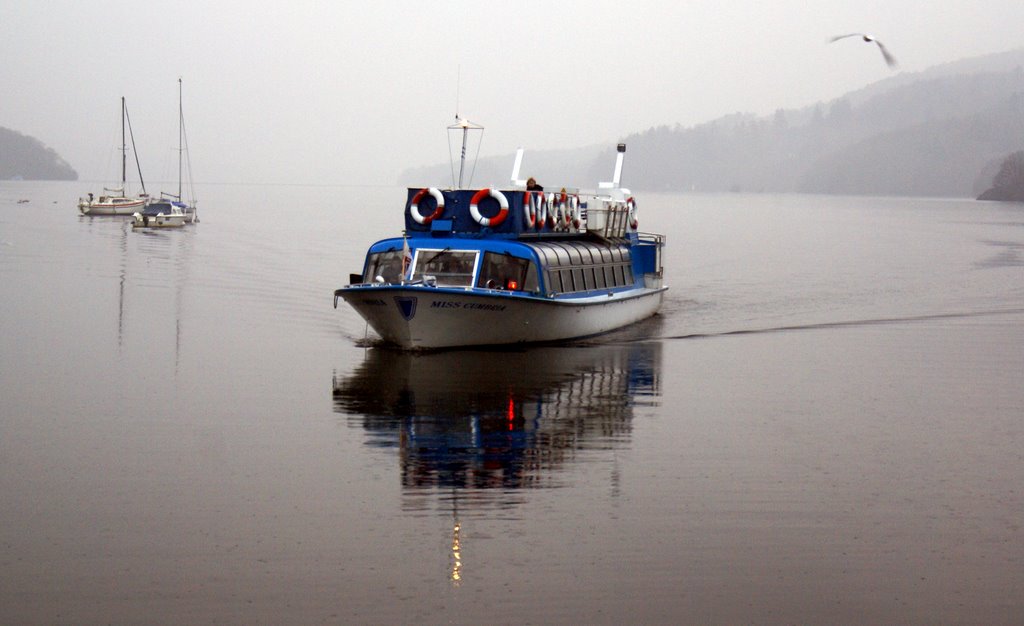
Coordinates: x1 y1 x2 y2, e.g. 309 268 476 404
510 147 526 188
599 143 627 189
612 143 626 186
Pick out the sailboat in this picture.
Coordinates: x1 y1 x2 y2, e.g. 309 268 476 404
78 98 150 216
133 79 198 229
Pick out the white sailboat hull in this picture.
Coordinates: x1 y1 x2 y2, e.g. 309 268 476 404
79 198 147 216
339 284 667 349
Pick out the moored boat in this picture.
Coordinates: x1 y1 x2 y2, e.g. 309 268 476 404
78 97 149 216
133 79 199 228
131 199 188 229
334 142 667 349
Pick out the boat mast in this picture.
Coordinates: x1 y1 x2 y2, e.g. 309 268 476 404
178 78 183 201
124 101 146 195
120 96 127 191
447 116 483 188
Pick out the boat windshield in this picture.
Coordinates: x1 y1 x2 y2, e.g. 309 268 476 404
411 249 478 287
476 252 537 292
364 250 405 284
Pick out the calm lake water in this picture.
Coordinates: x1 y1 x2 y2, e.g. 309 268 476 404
2 181 1023 624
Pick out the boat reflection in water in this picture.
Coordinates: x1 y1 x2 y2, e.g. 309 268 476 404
334 340 661 491
332 328 662 582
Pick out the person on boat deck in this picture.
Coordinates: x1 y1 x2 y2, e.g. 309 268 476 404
526 177 543 191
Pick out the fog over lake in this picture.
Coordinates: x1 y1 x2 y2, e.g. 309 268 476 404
4 1 1024 186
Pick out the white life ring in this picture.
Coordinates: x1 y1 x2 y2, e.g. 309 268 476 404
526 191 547 229
626 197 638 229
546 192 560 229
559 191 571 227
523 192 535 228
410 187 445 224
534 192 548 229
570 195 582 229
470 188 509 227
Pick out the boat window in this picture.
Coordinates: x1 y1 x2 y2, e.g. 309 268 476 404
476 252 536 292
571 268 584 291
411 249 478 287
547 269 562 293
363 250 405 284
527 241 642 295
535 246 559 268
619 264 630 287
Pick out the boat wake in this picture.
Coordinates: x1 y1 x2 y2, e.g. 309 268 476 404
657 307 1024 342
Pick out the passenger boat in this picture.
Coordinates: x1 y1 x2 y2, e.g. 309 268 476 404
78 97 150 216
334 134 667 349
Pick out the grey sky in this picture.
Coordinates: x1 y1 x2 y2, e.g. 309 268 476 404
3 0 1023 186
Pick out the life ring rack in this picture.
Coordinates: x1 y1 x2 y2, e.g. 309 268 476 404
409 187 445 224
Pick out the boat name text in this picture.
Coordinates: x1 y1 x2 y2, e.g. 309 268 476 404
431 301 507 312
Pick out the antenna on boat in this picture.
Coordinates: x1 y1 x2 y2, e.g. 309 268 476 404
447 116 483 189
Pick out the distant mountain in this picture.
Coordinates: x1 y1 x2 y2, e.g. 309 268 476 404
977 151 1024 201
598 48 1024 197
402 47 1024 198
0 127 77 180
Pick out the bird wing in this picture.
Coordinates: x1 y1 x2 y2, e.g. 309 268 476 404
828 33 864 43
874 40 899 68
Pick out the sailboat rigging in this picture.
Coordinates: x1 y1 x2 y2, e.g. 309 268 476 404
132 79 198 229
78 98 149 216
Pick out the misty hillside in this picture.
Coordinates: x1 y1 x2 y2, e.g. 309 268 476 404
402 47 1024 198
400 144 604 191
0 127 77 181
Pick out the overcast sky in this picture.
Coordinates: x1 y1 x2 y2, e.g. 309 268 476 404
3 1 1023 186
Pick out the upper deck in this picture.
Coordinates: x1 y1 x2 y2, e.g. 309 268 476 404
403 187 641 241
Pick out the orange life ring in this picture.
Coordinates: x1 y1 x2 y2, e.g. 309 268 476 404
523 191 536 228
546 192 560 229
533 192 548 229
410 187 445 224
559 191 571 227
469 188 509 227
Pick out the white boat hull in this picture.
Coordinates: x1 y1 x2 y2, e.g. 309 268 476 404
131 212 188 229
79 198 147 216
339 285 667 349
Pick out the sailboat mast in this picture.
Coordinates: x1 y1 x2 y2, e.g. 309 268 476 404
178 78 183 200
121 96 127 189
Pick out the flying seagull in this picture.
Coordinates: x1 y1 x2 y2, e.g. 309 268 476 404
829 33 898 69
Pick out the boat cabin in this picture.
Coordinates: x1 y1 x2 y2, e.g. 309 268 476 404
354 187 663 299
